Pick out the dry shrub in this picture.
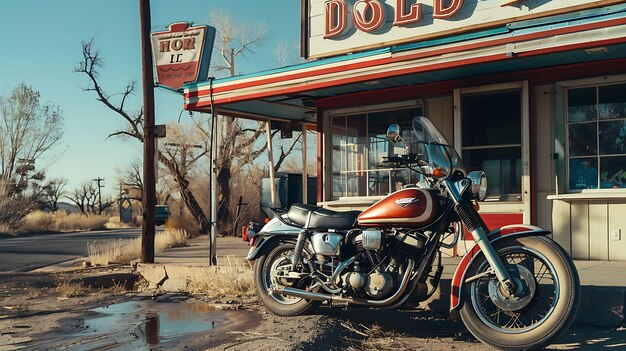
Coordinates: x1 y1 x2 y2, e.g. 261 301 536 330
55 281 88 298
87 228 189 265
0 223 15 235
18 211 55 232
104 216 136 229
188 257 254 299
165 214 200 236
18 211 109 233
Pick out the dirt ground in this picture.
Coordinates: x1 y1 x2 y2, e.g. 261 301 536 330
2 267 626 351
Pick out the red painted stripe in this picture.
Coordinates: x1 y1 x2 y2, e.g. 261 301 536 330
187 52 510 108
185 55 626 112
185 17 626 101
316 57 626 109
187 32 626 110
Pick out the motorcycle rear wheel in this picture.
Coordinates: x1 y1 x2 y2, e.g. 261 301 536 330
254 242 319 316
459 236 580 351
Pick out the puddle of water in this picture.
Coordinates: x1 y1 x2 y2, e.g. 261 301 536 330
77 300 223 348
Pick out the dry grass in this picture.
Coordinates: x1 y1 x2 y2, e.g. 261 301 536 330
55 281 88 298
17 211 109 233
165 214 200 237
0 223 12 235
188 257 254 299
343 322 410 351
103 216 137 229
87 228 189 265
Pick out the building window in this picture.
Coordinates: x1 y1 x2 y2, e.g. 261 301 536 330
567 82 626 190
331 106 422 199
461 90 522 201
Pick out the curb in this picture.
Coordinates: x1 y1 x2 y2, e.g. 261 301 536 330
133 257 250 293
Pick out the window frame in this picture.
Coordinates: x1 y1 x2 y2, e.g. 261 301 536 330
454 81 531 223
565 80 626 192
324 100 425 200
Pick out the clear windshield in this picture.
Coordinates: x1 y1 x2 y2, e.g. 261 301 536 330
412 117 465 179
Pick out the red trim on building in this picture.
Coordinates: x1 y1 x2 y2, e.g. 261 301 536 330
315 57 626 109
185 17 626 103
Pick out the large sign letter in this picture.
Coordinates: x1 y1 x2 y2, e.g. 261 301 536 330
324 0 348 39
394 0 421 25
433 0 464 19
353 0 385 33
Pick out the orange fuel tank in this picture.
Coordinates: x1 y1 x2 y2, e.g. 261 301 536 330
357 188 438 228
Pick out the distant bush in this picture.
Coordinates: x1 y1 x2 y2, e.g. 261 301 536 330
165 214 200 237
17 211 109 233
104 216 137 229
0 223 12 236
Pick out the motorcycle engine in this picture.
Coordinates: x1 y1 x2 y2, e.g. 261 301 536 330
341 229 427 299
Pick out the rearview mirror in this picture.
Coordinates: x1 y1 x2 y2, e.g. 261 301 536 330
386 124 402 143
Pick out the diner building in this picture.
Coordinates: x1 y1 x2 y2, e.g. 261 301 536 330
183 0 626 260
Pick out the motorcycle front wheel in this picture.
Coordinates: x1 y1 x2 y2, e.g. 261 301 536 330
459 236 580 351
253 242 319 316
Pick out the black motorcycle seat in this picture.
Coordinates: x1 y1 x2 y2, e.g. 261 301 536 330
287 203 360 230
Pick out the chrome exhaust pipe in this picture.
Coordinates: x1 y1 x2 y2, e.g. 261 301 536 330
271 287 348 303
271 258 415 307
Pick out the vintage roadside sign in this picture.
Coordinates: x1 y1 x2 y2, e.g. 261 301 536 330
303 0 622 59
151 22 216 91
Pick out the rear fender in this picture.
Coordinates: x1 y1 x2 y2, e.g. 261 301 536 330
449 224 550 319
246 217 301 261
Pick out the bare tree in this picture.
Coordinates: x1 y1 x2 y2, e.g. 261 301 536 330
0 83 64 227
67 181 114 215
41 178 68 211
209 9 268 77
208 10 275 233
67 181 98 214
75 40 211 233
274 40 289 68
117 158 170 204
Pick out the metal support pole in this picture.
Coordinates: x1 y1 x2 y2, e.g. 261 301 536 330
210 104 218 266
266 121 278 207
302 126 308 204
139 0 156 263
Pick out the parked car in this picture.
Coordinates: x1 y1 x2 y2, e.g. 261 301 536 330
155 205 170 226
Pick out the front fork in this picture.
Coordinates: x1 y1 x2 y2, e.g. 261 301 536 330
444 179 516 294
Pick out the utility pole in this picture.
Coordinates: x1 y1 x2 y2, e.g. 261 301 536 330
92 177 105 215
139 0 156 263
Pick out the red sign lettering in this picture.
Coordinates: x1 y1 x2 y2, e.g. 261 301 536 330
394 0 422 25
323 0 468 39
324 0 348 38
433 0 464 19
353 0 385 32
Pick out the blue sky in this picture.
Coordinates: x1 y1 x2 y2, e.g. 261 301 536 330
0 0 301 198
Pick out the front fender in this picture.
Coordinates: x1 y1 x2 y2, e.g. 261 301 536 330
449 224 550 318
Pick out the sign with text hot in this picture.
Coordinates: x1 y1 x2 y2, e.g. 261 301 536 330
304 0 620 59
151 22 216 91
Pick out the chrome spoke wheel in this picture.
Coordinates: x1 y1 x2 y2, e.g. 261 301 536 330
470 246 559 334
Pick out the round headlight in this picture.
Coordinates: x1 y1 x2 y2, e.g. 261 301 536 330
467 171 488 201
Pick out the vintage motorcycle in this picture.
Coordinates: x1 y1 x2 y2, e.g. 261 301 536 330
246 117 580 351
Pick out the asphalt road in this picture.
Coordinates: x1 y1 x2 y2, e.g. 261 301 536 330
0 228 147 272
